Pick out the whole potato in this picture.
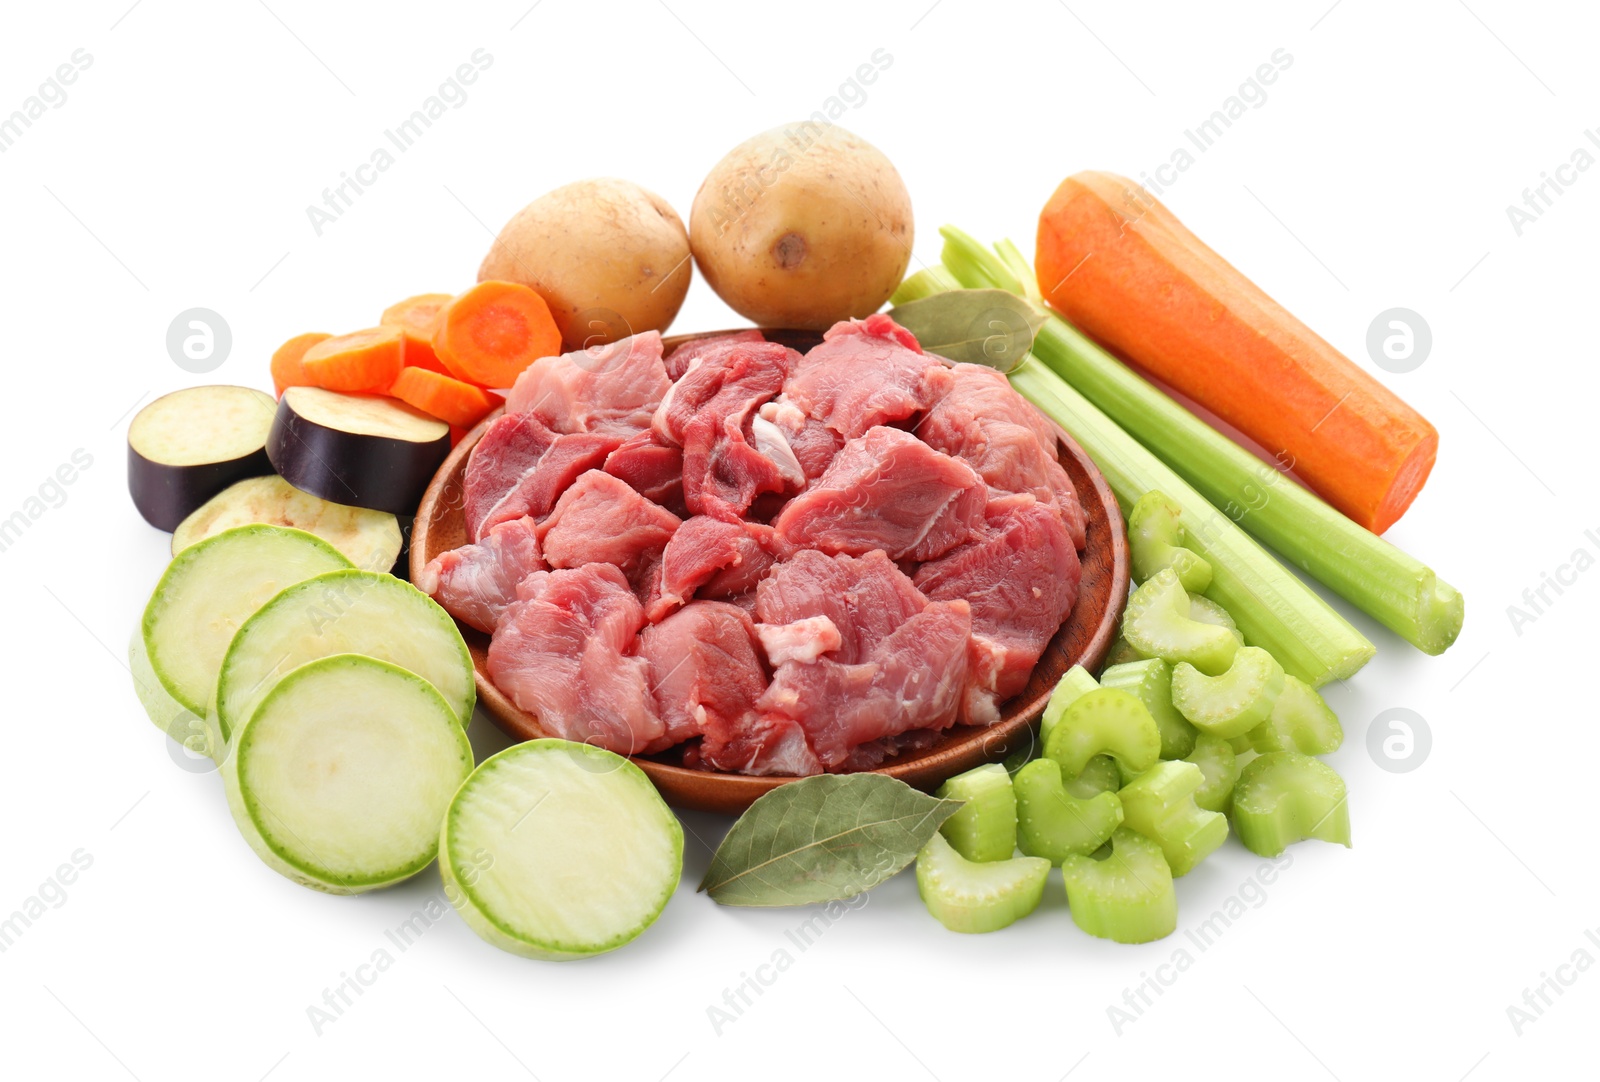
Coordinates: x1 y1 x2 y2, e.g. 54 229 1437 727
690 124 913 330
479 178 691 348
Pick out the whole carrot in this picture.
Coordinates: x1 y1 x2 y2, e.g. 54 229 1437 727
1036 171 1437 534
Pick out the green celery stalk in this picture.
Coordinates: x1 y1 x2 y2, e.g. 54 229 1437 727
1009 357 1374 686
940 226 1464 656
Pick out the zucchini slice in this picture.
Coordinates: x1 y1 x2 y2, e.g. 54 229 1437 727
441 740 683 960
215 569 473 743
222 654 473 893
268 387 450 515
127 386 275 530
141 525 353 717
173 474 402 571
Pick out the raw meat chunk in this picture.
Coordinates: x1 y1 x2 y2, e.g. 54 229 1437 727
416 516 544 634
654 337 800 520
915 496 1081 723
759 398 841 481
756 615 842 666
755 549 928 663
920 362 1087 548
758 599 972 770
506 330 668 435
656 515 784 618
784 315 953 440
537 470 681 574
664 329 765 381
638 600 772 760
603 429 685 513
487 564 663 754
463 412 622 541
773 427 986 561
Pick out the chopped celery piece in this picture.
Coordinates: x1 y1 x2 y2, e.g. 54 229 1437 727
1247 675 1343 755
1183 734 1241 813
917 832 1049 933
1102 637 1147 668
1043 688 1161 778
1001 742 1038 778
889 265 962 306
1063 755 1122 799
1172 647 1286 739
1231 752 1351 857
1189 595 1243 644
1128 491 1212 593
1041 664 1099 745
1123 569 1239 676
1118 761 1229 876
936 764 1017 862
939 231 1460 656
1100 658 1197 760
1014 759 1123 863
1061 828 1177 944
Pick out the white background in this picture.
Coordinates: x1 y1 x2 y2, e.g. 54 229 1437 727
2 1 1595 1079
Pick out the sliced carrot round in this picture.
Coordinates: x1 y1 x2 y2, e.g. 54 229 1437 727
382 293 454 374
270 332 331 397
301 327 407 394
390 367 503 429
432 281 561 389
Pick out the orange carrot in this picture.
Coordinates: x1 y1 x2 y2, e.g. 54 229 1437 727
1036 171 1437 534
432 281 561 389
381 293 453 374
389 367 503 429
269 333 330 397
300 327 407 394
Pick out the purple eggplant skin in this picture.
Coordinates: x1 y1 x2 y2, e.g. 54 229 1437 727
267 399 449 517
128 443 272 532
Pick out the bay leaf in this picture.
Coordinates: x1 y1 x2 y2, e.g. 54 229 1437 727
888 288 1047 373
700 774 963 907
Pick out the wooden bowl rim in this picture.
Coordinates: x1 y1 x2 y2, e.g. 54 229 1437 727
412 327 1128 814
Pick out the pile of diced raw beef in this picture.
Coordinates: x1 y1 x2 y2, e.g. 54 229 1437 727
418 315 1086 776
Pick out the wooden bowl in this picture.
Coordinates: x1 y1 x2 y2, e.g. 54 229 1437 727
412 328 1128 815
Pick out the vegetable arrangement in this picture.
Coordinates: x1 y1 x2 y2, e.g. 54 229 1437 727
124 124 1461 960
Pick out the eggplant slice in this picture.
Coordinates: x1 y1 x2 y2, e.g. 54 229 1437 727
268 387 450 515
128 386 276 531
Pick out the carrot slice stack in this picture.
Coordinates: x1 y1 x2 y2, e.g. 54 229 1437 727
390 367 503 429
300 327 407 394
269 332 331 397
432 281 561 389
381 293 453 374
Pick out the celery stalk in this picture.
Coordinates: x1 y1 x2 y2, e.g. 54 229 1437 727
938 227 1463 656
1009 358 1375 685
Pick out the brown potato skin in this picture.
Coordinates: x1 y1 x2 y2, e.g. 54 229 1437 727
690 124 913 330
479 178 691 348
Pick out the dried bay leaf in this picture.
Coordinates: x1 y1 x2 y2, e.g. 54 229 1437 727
700 774 963 906
888 288 1047 372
